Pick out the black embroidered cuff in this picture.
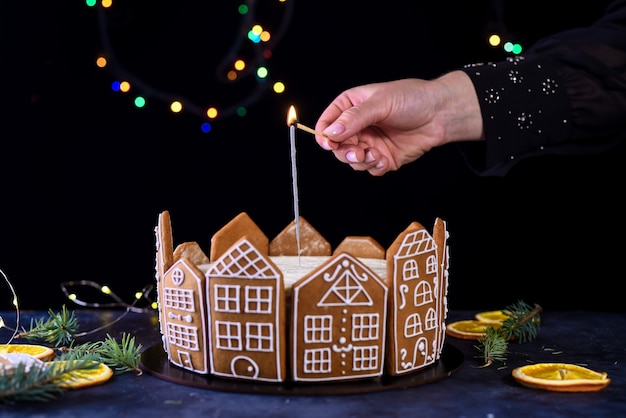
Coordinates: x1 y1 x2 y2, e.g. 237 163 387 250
459 56 572 176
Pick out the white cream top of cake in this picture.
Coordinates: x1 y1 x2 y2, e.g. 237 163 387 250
198 256 387 289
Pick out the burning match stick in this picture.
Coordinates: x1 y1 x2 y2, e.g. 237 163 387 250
294 122 330 138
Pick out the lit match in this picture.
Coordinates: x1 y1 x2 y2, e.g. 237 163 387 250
287 105 329 138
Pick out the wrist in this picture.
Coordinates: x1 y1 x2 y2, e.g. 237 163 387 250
433 70 484 144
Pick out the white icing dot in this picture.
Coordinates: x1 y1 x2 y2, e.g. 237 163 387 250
339 337 346 344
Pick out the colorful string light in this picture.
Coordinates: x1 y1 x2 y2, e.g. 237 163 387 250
86 0 294 132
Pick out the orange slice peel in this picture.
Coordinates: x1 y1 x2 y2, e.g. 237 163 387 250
512 363 610 392
0 344 56 361
48 360 114 389
445 319 502 340
474 310 510 324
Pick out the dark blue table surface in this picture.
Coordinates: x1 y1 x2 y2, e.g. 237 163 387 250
1 309 624 418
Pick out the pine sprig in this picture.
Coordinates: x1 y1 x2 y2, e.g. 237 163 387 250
61 333 143 375
0 357 99 404
474 326 508 368
500 300 542 343
16 305 79 347
474 300 542 367
1 308 146 403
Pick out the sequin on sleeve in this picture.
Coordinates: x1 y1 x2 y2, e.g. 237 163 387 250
460 56 572 175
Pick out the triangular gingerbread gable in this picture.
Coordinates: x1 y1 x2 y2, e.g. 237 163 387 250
210 212 268 262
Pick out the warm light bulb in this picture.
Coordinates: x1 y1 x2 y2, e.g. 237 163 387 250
273 81 285 94
170 101 183 113
207 107 218 119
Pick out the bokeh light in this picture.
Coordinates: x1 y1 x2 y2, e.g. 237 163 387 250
170 101 183 113
134 96 146 108
206 107 218 119
273 81 285 94
88 1 294 130
488 34 501 47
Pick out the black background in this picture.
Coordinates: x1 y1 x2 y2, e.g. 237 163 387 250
1 1 623 312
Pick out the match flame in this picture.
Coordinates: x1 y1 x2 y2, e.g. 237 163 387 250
287 105 297 126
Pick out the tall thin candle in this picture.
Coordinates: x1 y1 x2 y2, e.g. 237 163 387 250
287 106 301 264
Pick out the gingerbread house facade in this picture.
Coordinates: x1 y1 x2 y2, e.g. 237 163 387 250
206 238 286 382
160 258 209 374
154 211 449 383
386 222 447 376
291 252 388 382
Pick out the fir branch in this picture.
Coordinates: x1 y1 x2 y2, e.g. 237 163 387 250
16 306 79 347
0 357 98 404
500 300 542 343
61 333 143 375
99 333 143 375
474 300 542 367
474 326 508 368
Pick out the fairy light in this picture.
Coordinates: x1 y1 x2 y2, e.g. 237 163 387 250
488 34 501 47
207 107 218 119
273 81 286 94
170 101 183 113
1 267 157 342
0 268 20 344
86 0 295 132
60 280 156 313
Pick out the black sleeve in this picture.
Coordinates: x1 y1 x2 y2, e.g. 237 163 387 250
458 0 626 176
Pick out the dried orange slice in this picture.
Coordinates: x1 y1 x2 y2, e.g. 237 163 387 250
445 319 501 340
0 344 56 361
49 360 113 389
512 363 610 392
474 310 510 324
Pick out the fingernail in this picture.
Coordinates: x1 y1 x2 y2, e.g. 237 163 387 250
364 151 375 163
321 140 332 151
375 161 385 169
324 123 345 136
346 151 358 163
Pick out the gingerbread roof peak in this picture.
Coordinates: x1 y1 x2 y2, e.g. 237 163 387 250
269 216 331 256
210 212 268 262
333 236 385 259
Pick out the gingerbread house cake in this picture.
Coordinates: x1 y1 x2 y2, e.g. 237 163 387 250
154 210 449 383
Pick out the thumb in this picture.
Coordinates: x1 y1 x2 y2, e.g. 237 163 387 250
322 101 381 142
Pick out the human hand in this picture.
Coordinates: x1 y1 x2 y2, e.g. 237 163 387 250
314 71 484 175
